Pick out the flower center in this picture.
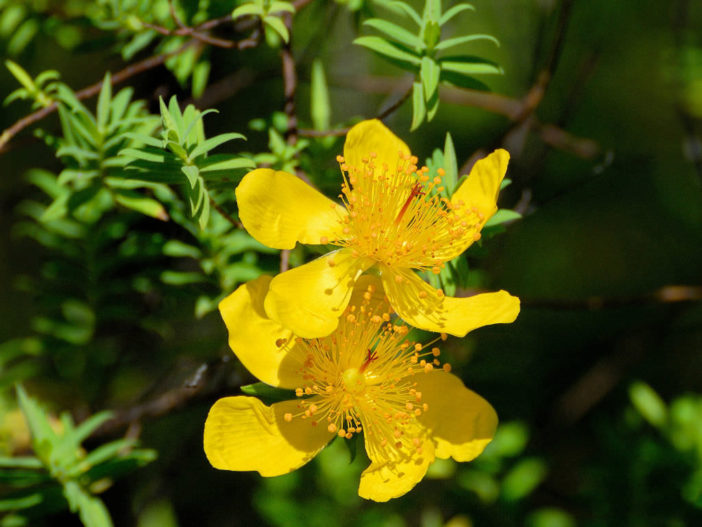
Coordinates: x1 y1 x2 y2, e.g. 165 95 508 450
330 153 485 272
342 367 366 394
283 282 451 460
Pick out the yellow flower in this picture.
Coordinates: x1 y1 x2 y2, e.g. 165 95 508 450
236 119 520 338
204 275 497 502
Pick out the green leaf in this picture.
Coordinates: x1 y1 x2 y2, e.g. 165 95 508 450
443 132 457 193
0 492 44 512
71 412 113 446
114 191 169 221
63 481 114 527
630 381 667 429
410 81 426 131
240 382 294 403
191 60 211 100
501 458 547 502
269 1 296 14
435 33 499 52
264 16 289 43
71 439 136 476
96 72 111 132
438 3 475 25
181 165 200 187
0 457 43 469
422 0 442 23
5 60 34 91
189 132 246 160
161 270 207 285
439 56 503 75
420 56 440 103
16 385 57 451
484 209 522 227
363 19 424 50
162 240 202 259
354 36 421 66
389 1 422 26
422 20 441 50
310 59 331 131
232 3 264 19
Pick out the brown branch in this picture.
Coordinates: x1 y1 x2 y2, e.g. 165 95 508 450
0 16 263 154
209 195 242 228
0 42 192 153
94 357 240 437
280 249 291 272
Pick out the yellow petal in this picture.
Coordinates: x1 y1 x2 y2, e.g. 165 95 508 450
236 168 346 250
415 370 497 461
264 249 373 338
348 273 390 313
343 119 411 178
451 149 510 223
219 276 307 389
380 266 520 337
358 438 435 502
204 397 332 476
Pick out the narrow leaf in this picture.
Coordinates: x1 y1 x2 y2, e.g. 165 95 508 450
96 72 112 132
439 3 475 25
189 132 246 160
363 18 424 50
310 59 331 131
389 1 422 26
264 15 289 43
354 36 421 65
435 34 500 51
410 81 426 131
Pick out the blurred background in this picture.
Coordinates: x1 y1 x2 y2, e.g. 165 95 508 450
1 0 701 525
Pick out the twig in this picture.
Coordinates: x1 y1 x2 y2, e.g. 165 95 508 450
94 356 240 437
280 249 290 272
0 17 262 154
209 196 242 228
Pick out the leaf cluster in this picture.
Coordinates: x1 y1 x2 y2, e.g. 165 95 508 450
355 0 501 129
0 386 155 527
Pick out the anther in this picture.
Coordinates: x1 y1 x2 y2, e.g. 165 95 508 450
284 413 293 422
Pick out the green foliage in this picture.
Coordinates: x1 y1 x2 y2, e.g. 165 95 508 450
3 61 59 109
232 0 295 46
355 0 501 129
122 95 254 229
0 386 155 527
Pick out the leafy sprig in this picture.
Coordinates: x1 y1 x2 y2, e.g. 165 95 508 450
355 0 502 129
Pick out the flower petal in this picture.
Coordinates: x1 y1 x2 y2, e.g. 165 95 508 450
451 149 510 223
264 249 373 338
219 276 307 389
236 168 346 250
358 438 435 502
204 397 332 476
415 370 497 461
343 119 411 178
380 266 520 337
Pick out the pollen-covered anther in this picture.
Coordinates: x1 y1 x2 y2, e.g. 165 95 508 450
284 413 293 422
432 347 440 357
295 388 303 397
443 363 452 372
